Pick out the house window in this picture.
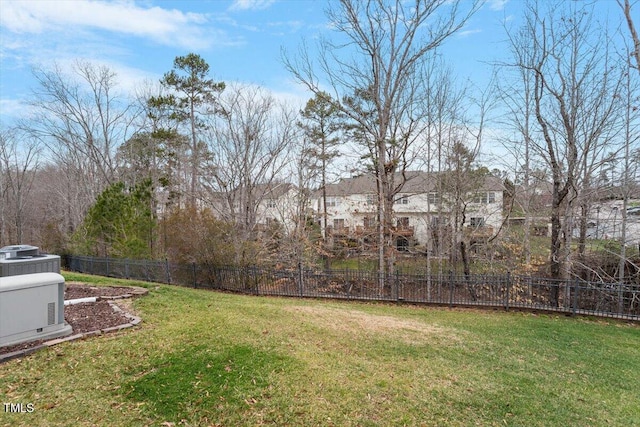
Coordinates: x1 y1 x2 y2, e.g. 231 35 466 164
265 217 280 227
472 192 496 204
431 216 448 227
428 192 439 205
333 218 345 229
470 217 485 227
326 197 340 207
266 199 276 208
397 217 410 228
363 216 375 228
399 195 409 205
366 194 376 205
396 236 409 251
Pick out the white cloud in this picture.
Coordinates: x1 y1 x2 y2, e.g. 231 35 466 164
228 0 276 12
0 98 34 122
267 20 304 34
269 85 309 110
457 29 482 38
58 57 160 96
0 0 213 49
489 0 509 11
0 55 160 122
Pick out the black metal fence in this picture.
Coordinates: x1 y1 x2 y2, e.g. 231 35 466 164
64 255 640 321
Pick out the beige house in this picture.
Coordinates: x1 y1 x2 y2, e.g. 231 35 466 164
317 171 505 252
209 182 304 235
255 183 306 235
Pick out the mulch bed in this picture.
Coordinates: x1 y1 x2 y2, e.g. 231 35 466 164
65 284 138 300
64 300 132 334
0 283 146 358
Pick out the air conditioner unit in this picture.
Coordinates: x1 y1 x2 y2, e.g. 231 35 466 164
0 272 72 348
0 245 60 277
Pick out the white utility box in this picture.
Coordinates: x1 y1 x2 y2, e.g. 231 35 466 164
0 272 72 347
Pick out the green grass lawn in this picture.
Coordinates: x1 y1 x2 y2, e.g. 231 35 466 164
1 272 639 426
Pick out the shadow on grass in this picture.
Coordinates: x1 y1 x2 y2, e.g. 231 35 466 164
124 344 293 422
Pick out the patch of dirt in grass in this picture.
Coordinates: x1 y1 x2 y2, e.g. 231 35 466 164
65 282 139 299
64 300 132 334
286 305 464 345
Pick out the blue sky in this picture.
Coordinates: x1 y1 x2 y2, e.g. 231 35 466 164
0 0 630 128
0 0 524 120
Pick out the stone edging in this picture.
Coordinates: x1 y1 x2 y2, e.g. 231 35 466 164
95 285 149 300
0 287 148 363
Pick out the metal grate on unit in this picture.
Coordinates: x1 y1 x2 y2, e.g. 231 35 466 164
47 302 56 325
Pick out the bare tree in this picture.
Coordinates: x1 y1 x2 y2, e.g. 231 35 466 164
0 133 5 245
25 60 136 234
284 0 481 289
618 43 640 289
291 137 322 266
417 53 501 278
205 84 296 264
619 0 640 74
497 22 543 270
0 129 41 244
507 1 625 292
29 61 133 186
420 57 466 275
21 164 72 253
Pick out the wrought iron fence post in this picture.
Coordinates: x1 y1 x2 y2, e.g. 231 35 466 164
505 271 511 311
395 270 400 301
618 281 624 316
572 278 579 316
449 270 454 308
298 262 304 297
192 262 197 288
253 267 259 295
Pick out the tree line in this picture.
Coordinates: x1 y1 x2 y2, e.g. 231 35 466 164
1 0 638 284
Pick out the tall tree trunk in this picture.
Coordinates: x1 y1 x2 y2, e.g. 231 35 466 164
321 144 330 270
621 0 640 74
376 152 386 294
549 179 566 305
523 123 532 268
190 100 198 209
577 202 589 279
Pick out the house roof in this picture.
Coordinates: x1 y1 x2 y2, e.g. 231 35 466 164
256 182 296 200
323 171 504 196
513 182 640 200
592 184 640 200
208 182 296 200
